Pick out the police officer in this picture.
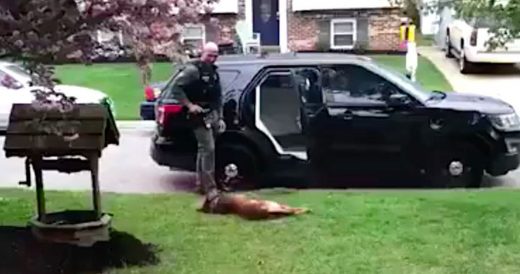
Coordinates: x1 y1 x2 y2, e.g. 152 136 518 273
172 42 226 196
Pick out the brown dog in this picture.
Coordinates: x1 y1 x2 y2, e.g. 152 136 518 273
198 192 310 220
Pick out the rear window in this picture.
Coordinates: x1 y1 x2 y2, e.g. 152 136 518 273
219 70 241 90
161 67 240 100
472 16 507 28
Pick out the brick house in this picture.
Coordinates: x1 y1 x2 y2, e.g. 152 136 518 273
287 0 402 52
188 0 402 53
97 0 402 54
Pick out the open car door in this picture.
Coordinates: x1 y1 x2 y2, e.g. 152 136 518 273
290 67 335 182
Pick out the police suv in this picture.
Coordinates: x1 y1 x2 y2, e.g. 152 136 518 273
147 53 520 190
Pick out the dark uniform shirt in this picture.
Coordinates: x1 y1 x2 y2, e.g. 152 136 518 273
171 60 223 117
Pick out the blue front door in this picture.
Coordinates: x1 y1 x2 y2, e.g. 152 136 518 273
253 0 280 46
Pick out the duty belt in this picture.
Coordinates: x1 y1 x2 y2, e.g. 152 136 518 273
187 104 214 129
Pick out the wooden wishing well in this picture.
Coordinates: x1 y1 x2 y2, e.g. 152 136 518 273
3 102 119 246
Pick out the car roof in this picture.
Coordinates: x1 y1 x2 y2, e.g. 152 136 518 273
0 61 14 68
207 53 379 92
213 52 374 68
0 61 25 71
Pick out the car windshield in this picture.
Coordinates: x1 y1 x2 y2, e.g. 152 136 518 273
366 62 436 102
6 64 32 79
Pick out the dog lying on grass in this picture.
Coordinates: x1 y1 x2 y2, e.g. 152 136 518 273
198 191 310 220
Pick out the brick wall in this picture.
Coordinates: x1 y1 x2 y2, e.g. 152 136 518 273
287 0 401 52
287 9 320 51
367 9 401 51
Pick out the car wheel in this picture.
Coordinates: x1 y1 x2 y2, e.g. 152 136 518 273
445 34 454 58
459 50 474 74
425 144 484 188
215 144 259 192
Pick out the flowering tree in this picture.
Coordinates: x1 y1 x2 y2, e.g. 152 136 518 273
0 0 216 90
0 0 216 137
390 0 520 50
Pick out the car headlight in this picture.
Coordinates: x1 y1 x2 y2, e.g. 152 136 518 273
100 97 116 118
489 113 520 132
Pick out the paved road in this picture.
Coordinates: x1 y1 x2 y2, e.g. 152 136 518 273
0 124 198 194
1 124 518 193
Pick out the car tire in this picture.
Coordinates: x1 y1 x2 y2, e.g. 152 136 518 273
425 143 484 188
445 34 454 58
215 143 259 192
459 50 475 74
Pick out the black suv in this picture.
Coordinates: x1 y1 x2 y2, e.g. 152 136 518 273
149 53 520 189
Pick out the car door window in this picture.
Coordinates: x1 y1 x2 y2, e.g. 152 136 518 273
293 68 321 104
321 65 407 106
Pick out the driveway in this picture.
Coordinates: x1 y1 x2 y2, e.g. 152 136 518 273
419 46 520 187
418 46 520 113
0 123 198 194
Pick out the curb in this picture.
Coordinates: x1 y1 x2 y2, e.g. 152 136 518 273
116 121 156 130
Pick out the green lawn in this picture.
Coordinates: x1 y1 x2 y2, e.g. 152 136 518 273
416 34 436 47
54 56 452 120
371 55 453 92
1 188 519 273
54 63 174 120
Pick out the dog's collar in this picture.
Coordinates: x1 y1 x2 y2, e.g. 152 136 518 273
205 190 222 213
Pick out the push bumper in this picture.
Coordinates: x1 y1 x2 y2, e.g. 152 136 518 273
466 48 520 64
487 138 520 176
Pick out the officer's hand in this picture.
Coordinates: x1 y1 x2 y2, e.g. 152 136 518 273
188 104 204 114
217 119 226 133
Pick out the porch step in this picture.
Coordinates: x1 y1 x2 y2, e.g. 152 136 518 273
261 45 281 53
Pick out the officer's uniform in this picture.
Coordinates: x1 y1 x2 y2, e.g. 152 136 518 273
172 60 223 194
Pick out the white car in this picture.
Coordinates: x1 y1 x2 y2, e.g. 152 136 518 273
445 16 520 74
0 61 116 131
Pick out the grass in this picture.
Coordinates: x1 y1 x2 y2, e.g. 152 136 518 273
371 55 453 92
54 63 174 120
417 34 436 47
1 188 520 273
54 55 452 120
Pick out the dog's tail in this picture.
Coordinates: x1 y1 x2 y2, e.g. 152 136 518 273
293 207 311 215
268 206 310 216
291 207 311 215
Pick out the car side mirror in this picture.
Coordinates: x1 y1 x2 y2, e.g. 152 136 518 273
12 81 24 89
387 93 411 107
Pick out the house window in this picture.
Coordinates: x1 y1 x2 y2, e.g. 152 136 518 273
96 30 124 45
182 24 206 49
330 19 357 49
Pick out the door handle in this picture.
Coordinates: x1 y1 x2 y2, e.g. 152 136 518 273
342 113 354 120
